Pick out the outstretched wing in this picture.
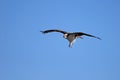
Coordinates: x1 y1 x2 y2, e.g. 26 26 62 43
40 29 67 34
73 32 101 40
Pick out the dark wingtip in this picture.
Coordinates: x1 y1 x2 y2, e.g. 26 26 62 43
96 37 102 40
40 31 45 34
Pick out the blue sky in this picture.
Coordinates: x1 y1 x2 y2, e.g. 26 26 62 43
0 0 120 80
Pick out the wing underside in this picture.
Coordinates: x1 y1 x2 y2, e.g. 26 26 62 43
73 32 101 40
40 29 67 34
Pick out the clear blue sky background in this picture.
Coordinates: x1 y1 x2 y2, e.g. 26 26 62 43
0 0 120 80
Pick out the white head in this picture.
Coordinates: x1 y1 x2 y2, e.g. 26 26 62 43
63 34 68 38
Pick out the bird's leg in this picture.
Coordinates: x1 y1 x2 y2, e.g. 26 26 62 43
79 36 83 39
69 43 72 47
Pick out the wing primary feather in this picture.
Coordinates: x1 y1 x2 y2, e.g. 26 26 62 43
40 29 67 34
73 32 101 40
83 33 101 40
82 33 101 40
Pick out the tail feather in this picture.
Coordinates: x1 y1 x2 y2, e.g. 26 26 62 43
68 42 74 48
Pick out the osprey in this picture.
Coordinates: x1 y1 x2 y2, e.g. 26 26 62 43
40 29 101 47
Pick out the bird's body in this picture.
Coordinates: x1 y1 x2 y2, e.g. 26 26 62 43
66 34 77 47
41 29 101 47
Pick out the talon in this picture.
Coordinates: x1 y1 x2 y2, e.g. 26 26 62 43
80 37 83 39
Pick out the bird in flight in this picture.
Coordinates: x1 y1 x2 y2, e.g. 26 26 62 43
40 29 101 47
